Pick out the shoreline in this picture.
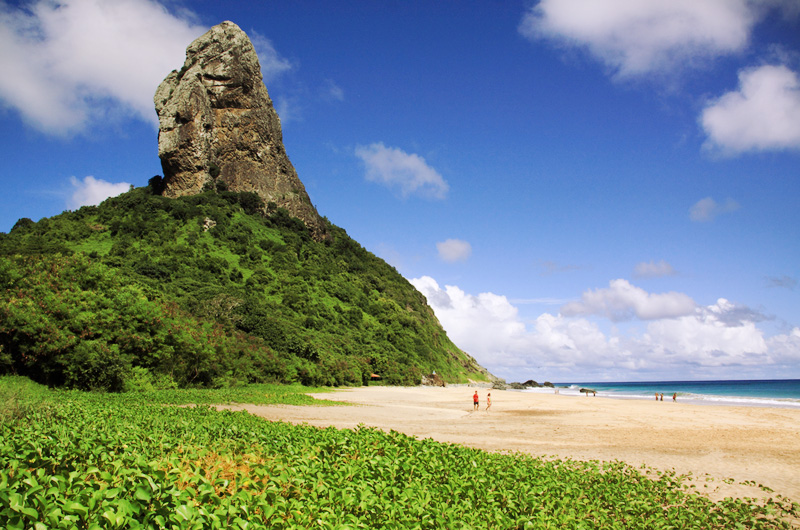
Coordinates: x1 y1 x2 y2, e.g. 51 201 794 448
223 385 800 505
517 387 800 409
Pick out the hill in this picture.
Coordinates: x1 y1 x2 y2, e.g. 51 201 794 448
0 185 491 390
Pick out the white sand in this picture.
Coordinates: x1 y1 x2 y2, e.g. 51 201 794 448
222 386 800 503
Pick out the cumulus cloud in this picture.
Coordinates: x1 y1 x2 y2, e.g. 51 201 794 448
634 260 676 278
355 143 449 199
0 0 208 135
410 276 531 358
644 299 769 364
436 239 472 263
701 64 800 154
767 327 800 364
705 298 771 326
410 275 628 378
519 0 759 78
689 197 740 222
68 176 130 209
561 279 696 321
411 275 800 381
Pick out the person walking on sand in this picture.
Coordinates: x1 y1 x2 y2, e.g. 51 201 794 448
473 390 479 411
486 392 492 412
672 393 677 402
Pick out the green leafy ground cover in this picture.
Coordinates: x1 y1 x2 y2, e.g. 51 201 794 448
2 378 798 529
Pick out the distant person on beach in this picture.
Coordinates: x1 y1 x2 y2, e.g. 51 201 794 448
660 393 664 401
655 393 659 401
486 393 492 411
672 393 677 402
473 390 479 410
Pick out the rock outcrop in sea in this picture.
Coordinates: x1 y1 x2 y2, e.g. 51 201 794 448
154 21 326 240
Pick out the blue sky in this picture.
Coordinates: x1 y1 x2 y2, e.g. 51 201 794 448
1 0 799 383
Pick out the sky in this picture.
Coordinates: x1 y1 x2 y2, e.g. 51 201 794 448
1 0 799 383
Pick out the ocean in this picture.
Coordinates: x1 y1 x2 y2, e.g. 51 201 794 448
522 379 800 409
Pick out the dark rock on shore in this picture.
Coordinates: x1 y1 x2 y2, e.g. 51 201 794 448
507 380 544 390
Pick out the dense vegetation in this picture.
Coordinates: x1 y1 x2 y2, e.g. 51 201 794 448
2 377 797 529
0 185 487 390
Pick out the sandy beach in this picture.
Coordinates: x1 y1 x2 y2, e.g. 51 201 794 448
222 386 800 504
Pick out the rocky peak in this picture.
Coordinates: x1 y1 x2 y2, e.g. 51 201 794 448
154 21 326 240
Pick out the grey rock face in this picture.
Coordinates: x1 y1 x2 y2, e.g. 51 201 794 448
154 21 326 240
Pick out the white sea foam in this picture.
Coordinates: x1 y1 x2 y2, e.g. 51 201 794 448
682 394 800 409
520 386 800 409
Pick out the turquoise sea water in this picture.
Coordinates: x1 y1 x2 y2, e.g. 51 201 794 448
524 379 800 408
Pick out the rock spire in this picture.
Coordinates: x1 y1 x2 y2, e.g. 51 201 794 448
154 21 326 239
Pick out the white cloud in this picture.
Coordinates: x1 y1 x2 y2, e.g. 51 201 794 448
410 276 530 358
436 239 472 263
643 298 769 365
561 279 696 321
411 275 800 382
0 0 207 135
634 260 676 278
249 30 294 83
767 327 800 364
274 94 302 125
689 197 740 222
321 78 345 102
68 176 130 209
410 276 630 380
701 64 800 154
355 143 449 199
519 0 759 78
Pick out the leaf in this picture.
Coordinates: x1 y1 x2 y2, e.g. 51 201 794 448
134 487 151 502
8 493 24 511
174 504 193 522
62 502 88 516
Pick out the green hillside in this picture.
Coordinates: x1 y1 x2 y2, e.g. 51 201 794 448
0 184 490 391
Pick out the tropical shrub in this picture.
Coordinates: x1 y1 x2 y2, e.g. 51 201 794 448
0 187 487 389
